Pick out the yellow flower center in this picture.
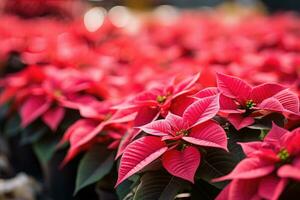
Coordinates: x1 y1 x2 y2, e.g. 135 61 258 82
277 148 290 161
176 129 189 136
245 99 256 109
156 95 167 104
54 90 62 97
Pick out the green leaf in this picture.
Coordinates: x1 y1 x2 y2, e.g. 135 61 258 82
248 113 285 130
134 171 188 200
116 179 135 200
0 102 10 121
280 181 300 199
116 174 140 200
75 145 115 194
4 114 21 137
33 135 59 165
20 125 48 144
158 177 187 200
191 179 220 200
197 148 237 189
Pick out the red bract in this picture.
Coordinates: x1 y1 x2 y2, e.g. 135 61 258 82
116 94 227 186
19 67 97 131
60 102 137 165
114 73 200 157
0 65 45 104
116 73 200 113
210 73 299 130
214 123 300 200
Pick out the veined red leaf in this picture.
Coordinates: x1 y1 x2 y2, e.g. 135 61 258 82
213 158 274 182
173 72 200 99
20 95 51 127
116 136 167 186
139 120 171 136
216 73 252 102
42 106 65 131
183 121 228 151
193 87 219 99
162 146 200 183
273 89 300 113
251 83 285 103
238 141 262 157
264 122 288 143
227 114 254 130
228 178 260 200
183 95 220 127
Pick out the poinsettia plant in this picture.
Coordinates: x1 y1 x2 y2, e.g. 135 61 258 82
115 73 300 200
0 10 300 200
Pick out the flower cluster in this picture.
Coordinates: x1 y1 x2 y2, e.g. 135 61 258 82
116 73 299 186
214 124 300 200
0 10 300 199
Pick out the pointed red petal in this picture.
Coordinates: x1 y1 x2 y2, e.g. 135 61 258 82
165 112 188 132
170 95 195 116
278 164 300 181
264 122 288 143
227 114 254 130
173 73 200 99
116 107 160 159
74 122 106 148
219 94 240 114
60 119 99 164
20 95 51 127
134 106 160 127
193 87 219 99
134 90 158 107
213 158 274 182
216 73 252 101
116 136 167 186
162 146 200 183
273 89 300 113
271 179 288 200
42 107 65 131
139 120 171 136
60 119 92 144
116 129 139 159
70 121 101 147
229 179 260 200
258 97 285 112
238 141 263 157
108 109 137 124
258 176 284 200
183 95 220 127
215 183 231 200
251 83 285 103
183 121 228 151
0 88 17 105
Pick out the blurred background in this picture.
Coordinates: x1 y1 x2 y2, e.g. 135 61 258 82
0 0 300 19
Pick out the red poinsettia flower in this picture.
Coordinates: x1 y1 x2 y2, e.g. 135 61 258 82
214 123 300 200
115 73 200 115
0 65 45 105
19 67 95 131
60 101 137 165
195 73 300 130
114 73 200 157
116 94 227 186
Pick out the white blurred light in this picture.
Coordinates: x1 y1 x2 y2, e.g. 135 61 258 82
153 5 178 24
108 6 132 28
84 7 106 32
